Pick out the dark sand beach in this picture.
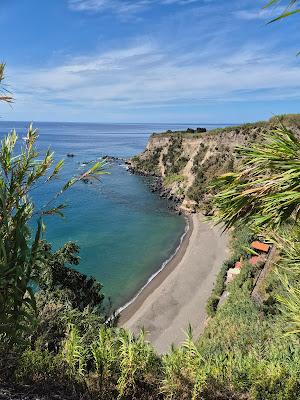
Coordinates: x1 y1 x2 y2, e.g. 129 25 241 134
120 214 229 353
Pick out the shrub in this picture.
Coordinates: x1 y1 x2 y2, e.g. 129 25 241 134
0 126 106 342
163 174 186 186
15 346 65 385
134 148 162 174
230 226 254 259
163 137 189 175
206 260 234 317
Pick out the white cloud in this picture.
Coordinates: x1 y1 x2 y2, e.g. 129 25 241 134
69 0 200 15
4 0 300 122
69 0 146 14
160 0 198 4
234 6 286 21
8 40 300 120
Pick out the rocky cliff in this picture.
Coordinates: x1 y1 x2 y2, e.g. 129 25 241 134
128 115 300 213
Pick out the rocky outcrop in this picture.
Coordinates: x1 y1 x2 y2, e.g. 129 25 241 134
126 167 183 214
128 116 300 213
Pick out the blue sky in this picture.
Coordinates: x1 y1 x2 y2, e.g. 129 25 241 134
0 0 299 123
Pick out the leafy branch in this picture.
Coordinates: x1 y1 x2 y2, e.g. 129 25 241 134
264 0 300 22
0 63 13 104
0 124 108 341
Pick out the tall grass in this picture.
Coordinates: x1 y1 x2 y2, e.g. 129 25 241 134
63 324 86 379
91 326 116 391
62 325 160 398
9 264 300 400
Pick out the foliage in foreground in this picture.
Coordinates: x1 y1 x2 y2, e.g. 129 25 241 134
2 220 299 399
212 124 300 230
0 125 107 342
2 253 299 400
212 124 300 339
264 0 300 23
0 63 13 103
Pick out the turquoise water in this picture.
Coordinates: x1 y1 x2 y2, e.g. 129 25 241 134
0 121 223 309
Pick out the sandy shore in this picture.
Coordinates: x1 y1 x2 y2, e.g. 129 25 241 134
119 214 229 354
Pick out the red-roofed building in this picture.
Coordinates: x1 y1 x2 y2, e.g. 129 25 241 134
251 241 270 253
235 261 242 269
249 256 259 265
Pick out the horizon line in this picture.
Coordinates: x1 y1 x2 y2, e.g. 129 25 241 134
0 119 241 126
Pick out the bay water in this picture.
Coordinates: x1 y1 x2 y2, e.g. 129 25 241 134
0 121 224 309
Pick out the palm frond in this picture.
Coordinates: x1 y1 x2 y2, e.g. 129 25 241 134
212 125 300 231
0 63 13 104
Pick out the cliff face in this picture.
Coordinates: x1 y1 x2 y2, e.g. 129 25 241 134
130 115 300 213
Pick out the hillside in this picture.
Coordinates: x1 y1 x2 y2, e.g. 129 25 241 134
129 115 300 213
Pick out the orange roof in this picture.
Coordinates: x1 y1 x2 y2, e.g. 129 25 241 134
251 241 270 253
249 256 259 265
235 261 242 269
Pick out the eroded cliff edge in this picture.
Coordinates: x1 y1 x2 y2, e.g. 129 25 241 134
127 115 300 214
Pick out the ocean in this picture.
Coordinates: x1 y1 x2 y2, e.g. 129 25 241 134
0 121 224 309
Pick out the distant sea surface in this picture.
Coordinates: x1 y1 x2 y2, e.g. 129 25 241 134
0 121 227 309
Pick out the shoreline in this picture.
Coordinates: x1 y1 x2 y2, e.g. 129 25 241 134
120 214 229 353
118 213 193 324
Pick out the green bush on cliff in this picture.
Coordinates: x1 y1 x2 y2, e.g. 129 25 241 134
133 148 162 174
163 174 186 186
163 136 189 175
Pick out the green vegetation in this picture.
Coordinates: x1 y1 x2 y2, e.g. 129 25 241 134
229 226 255 259
206 226 254 317
211 122 300 342
0 96 292 400
212 125 300 229
132 147 162 174
0 67 108 344
264 0 300 23
151 115 300 141
3 237 299 399
162 136 189 175
198 274 300 400
205 261 231 317
0 63 13 104
0 124 107 342
37 241 104 312
163 174 186 186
